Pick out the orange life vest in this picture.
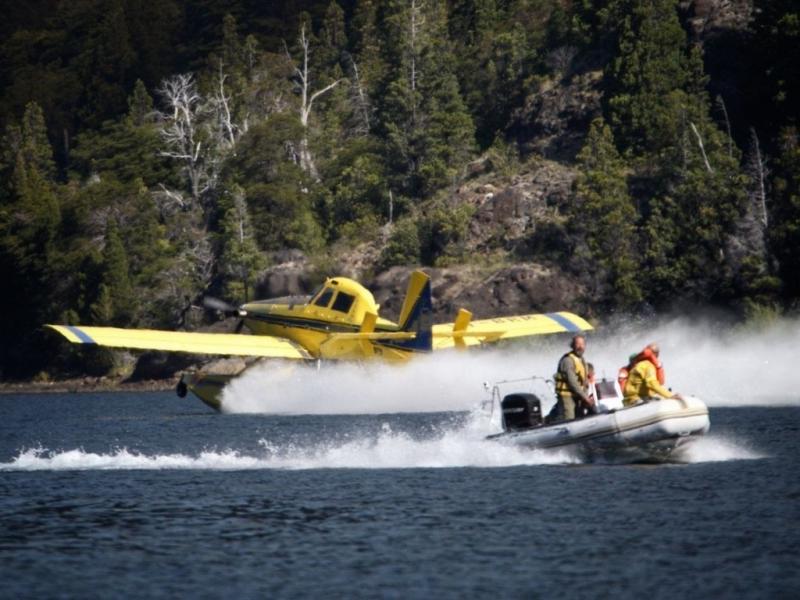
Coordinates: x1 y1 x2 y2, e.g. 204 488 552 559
618 347 665 391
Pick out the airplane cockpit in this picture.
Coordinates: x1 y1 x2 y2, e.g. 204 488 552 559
305 278 380 325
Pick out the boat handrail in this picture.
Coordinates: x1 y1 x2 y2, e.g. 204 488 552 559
481 375 556 419
484 375 554 396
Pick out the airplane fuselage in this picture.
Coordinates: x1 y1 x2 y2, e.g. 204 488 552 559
241 276 425 363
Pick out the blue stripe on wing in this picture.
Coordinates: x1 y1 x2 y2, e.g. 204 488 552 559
66 326 96 344
545 312 582 333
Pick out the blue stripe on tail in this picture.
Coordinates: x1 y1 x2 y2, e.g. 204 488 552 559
390 274 433 352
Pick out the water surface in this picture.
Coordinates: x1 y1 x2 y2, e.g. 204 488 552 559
1 392 798 598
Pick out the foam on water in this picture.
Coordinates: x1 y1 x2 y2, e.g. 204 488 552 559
1 409 765 472
675 434 766 463
222 316 800 414
1 417 577 471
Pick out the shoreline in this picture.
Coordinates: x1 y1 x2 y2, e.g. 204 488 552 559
0 377 177 395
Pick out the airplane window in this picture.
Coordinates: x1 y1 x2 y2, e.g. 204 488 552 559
314 289 334 307
308 285 324 304
331 292 355 314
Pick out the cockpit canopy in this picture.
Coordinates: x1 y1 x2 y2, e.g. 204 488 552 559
308 277 379 323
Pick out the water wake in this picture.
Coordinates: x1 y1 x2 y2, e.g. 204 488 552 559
1 438 575 472
1 413 764 472
675 435 765 463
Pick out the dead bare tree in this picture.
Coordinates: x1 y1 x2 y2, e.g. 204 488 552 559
690 121 713 173
157 74 212 205
210 61 240 151
746 127 769 228
153 184 189 218
408 0 424 125
155 73 230 323
716 95 733 158
348 54 372 135
288 24 341 181
727 127 771 272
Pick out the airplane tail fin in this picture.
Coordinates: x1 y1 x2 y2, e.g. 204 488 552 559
395 270 433 352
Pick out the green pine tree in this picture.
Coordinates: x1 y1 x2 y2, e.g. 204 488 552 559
606 0 750 304
126 79 154 127
379 0 475 198
0 102 62 376
608 0 690 156
74 0 138 128
219 186 267 301
101 219 135 324
352 0 386 96
319 1 347 69
571 118 642 307
72 83 172 186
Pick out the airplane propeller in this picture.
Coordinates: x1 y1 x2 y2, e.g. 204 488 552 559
203 296 248 333
203 296 240 316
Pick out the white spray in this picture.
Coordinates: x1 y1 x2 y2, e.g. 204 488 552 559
3 316 791 471
222 316 800 414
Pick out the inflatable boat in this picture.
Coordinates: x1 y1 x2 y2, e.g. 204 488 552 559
484 378 710 462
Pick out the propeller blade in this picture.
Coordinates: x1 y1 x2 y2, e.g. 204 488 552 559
203 296 240 316
234 319 245 334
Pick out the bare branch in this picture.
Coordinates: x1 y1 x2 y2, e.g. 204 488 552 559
305 79 341 122
748 128 769 228
153 184 188 219
286 22 342 181
214 61 237 147
716 96 733 158
690 122 713 173
348 55 371 135
157 74 208 203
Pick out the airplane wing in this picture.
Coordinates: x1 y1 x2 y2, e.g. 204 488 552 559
431 311 593 350
45 325 313 359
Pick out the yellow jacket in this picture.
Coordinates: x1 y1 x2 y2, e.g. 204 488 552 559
623 359 673 405
554 352 588 401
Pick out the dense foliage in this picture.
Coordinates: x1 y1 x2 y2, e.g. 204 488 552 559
0 0 797 378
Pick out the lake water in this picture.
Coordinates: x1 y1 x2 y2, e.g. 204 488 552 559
1 390 798 599
4 318 800 598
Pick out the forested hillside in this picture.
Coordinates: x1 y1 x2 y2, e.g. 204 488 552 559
1 0 798 380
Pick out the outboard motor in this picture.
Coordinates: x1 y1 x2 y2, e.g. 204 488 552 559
501 393 543 431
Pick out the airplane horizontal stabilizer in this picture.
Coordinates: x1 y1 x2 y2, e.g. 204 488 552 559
329 331 417 341
45 325 313 359
431 311 593 350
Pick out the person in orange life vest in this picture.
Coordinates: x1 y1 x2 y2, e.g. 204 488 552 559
619 346 662 393
622 343 684 406
553 334 594 420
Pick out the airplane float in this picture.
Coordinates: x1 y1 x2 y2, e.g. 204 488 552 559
46 270 592 411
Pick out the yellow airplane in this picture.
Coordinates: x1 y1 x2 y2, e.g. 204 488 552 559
46 270 592 411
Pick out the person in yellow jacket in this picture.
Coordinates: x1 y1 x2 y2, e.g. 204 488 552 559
623 343 684 406
553 334 594 421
